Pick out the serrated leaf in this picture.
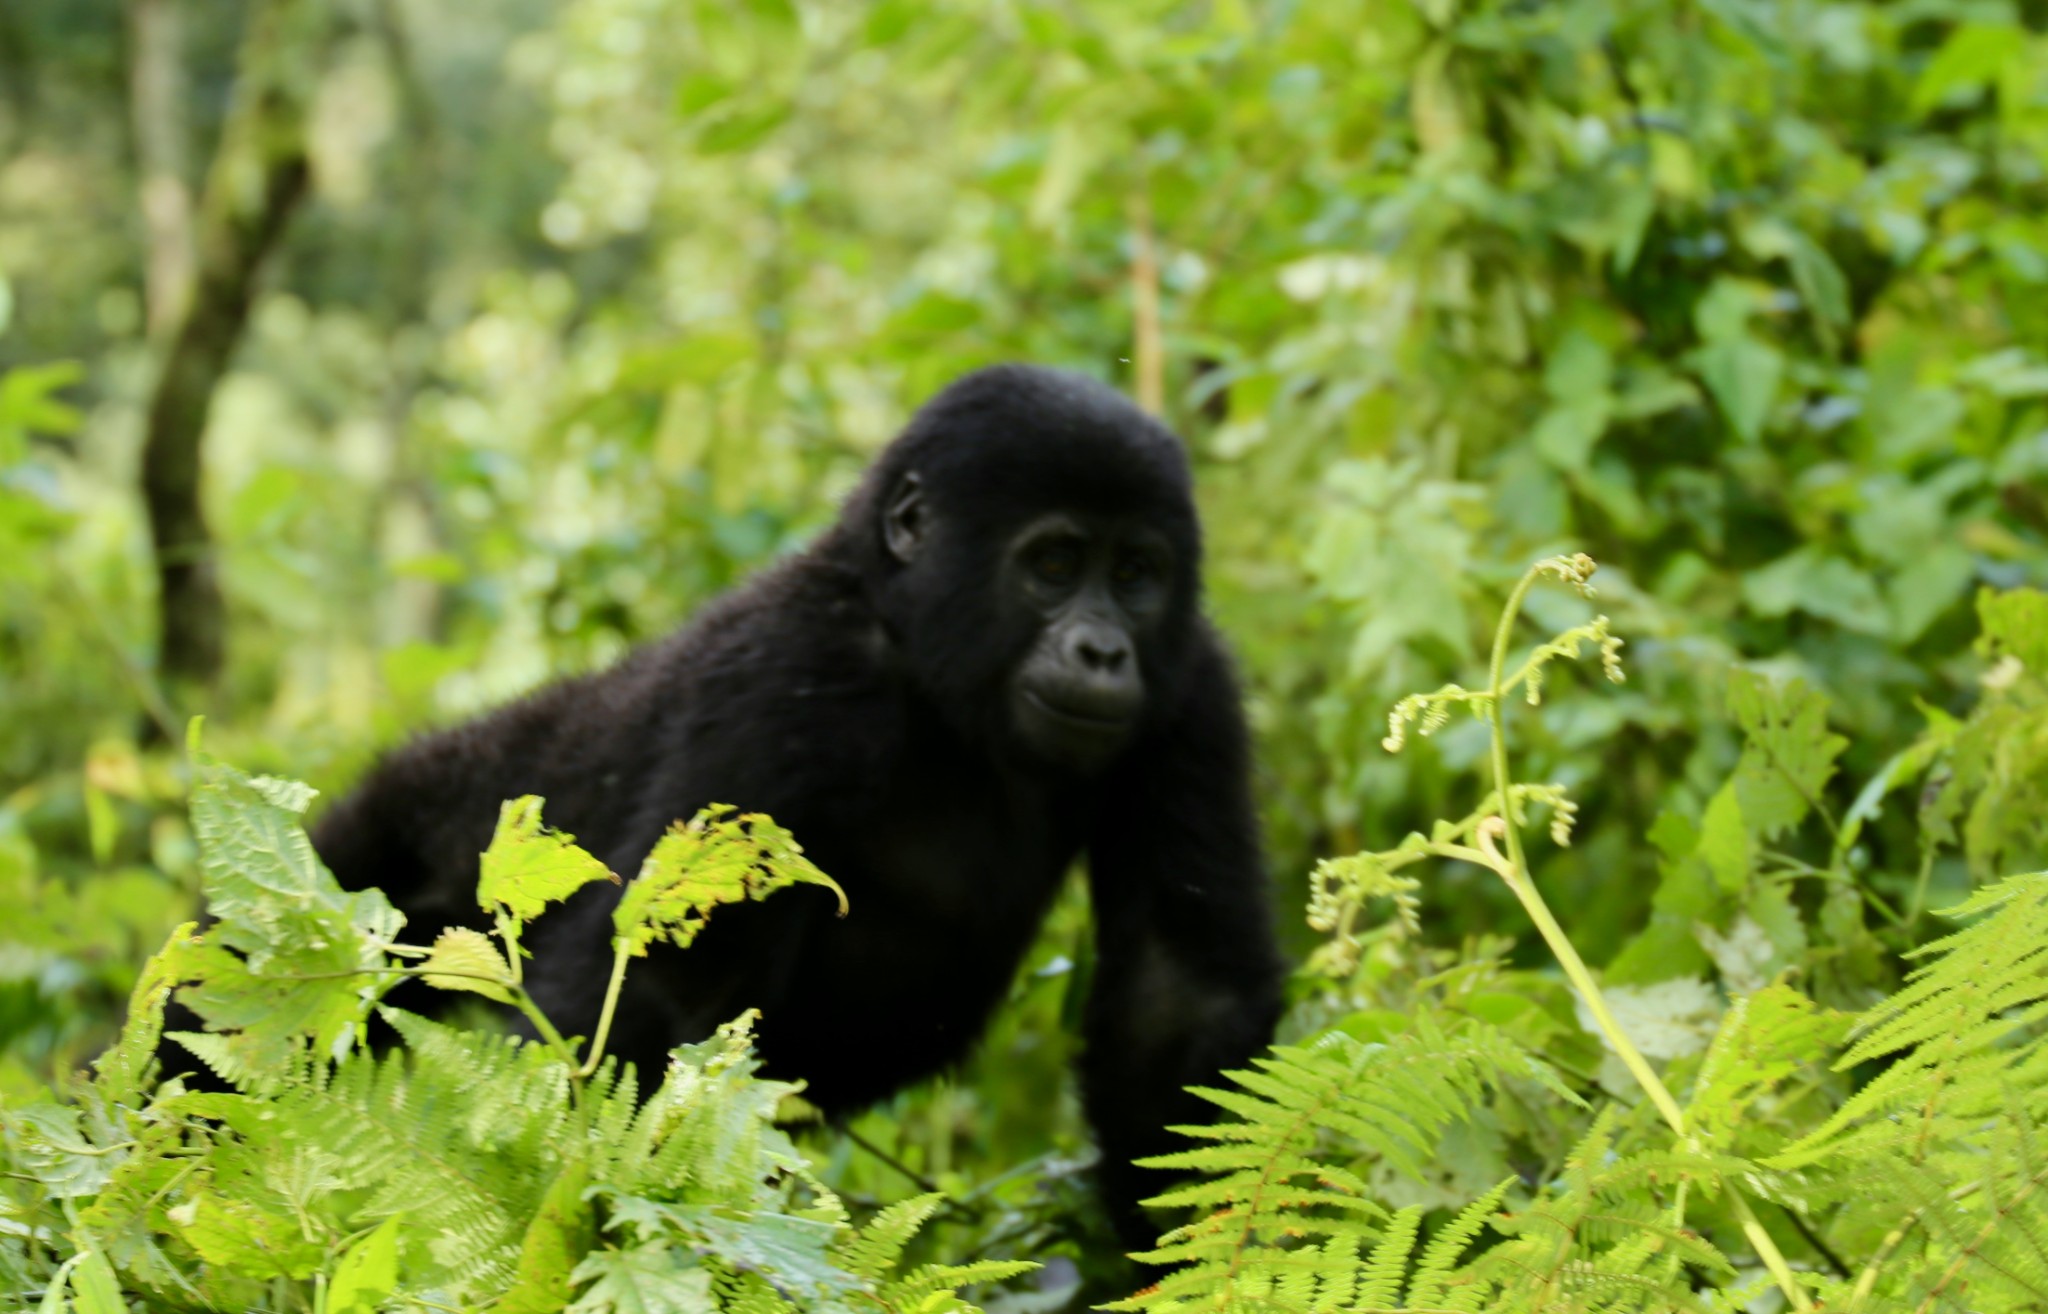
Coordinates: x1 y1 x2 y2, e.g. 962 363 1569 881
421 927 515 1003
176 737 400 1073
1727 669 1846 840
68 1248 124 1314
614 806 845 957
91 921 198 1100
478 796 619 924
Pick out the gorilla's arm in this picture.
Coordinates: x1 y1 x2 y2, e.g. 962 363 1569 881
1080 633 1285 1237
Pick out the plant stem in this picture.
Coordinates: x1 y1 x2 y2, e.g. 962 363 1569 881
575 940 633 1079
1481 561 1815 1313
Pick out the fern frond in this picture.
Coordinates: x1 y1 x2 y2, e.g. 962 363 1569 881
834 1193 946 1283
1355 1206 1421 1308
885 1258 1040 1303
1774 871 2048 1172
1111 1020 1551 1314
1405 1180 1512 1313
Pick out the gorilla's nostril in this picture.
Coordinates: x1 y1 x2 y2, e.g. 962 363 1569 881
1076 635 1131 672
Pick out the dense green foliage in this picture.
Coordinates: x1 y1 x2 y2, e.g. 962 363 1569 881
5 0 2048 1307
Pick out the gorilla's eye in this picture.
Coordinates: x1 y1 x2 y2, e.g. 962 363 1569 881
1112 554 1154 589
1030 541 1083 586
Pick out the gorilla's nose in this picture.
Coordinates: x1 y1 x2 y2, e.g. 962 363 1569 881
1068 620 1132 674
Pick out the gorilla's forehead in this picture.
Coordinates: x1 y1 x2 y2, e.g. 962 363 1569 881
893 363 1194 519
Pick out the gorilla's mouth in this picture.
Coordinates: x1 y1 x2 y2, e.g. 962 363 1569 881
1023 689 1136 732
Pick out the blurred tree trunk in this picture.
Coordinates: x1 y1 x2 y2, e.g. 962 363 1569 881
127 0 195 340
139 0 330 703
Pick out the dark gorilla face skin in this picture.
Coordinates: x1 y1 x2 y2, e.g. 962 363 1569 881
1001 512 1173 768
881 474 1174 772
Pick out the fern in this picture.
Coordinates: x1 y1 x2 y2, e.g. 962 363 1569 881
1107 1017 1568 1314
1765 871 2048 1310
1 745 1032 1314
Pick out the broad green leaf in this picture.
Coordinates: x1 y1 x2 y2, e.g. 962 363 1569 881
614 806 845 956
328 1214 404 1314
1694 336 1781 442
6 1105 116 1199
1742 548 1890 635
420 927 516 1004
477 796 619 924
0 361 85 462
567 1242 715 1314
1727 669 1847 840
1530 399 1609 471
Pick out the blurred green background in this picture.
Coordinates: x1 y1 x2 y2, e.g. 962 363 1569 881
3 0 2047 1253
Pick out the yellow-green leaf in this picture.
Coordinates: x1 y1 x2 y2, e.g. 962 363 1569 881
328 1214 404 1314
420 927 515 1004
614 806 846 957
477 796 618 924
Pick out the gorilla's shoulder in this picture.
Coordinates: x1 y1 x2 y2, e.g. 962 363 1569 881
602 543 883 706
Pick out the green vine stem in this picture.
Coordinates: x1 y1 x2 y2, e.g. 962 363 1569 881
575 942 634 1079
1477 557 1816 1314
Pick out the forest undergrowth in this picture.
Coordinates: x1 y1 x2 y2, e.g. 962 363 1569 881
7 557 2048 1313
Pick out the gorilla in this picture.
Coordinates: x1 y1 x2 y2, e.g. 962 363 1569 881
309 364 1284 1230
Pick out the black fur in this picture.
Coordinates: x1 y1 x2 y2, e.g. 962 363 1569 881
310 364 1285 1230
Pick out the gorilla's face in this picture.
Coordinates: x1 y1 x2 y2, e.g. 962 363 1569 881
998 513 1171 770
879 471 1186 774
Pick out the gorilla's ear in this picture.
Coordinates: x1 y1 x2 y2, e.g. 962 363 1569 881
883 473 926 563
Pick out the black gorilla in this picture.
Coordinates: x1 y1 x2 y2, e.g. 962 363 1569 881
311 364 1284 1226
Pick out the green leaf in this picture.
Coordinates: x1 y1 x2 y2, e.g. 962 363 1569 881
169 1190 327 1280
613 806 845 957
674 72 735 117
172 743 402 1075
91 921 198 1100
1727 669 1846 841
1543 330 1613 402
420 927 516 1004
1742 547 1890 635
477 796 619 925
1976 585 2048 673
1697 783 1750 893
501 1162 598 1314
328 1214 404 1314
1912 23 2019 118
0 361 85 462
1887 544 1974 642
1693 336 1781 442
568 1243 715 1314
67 1249 124 1314
696 102 792 154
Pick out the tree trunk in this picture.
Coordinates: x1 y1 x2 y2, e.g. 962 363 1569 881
138 0 329 701
127 0 195 341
